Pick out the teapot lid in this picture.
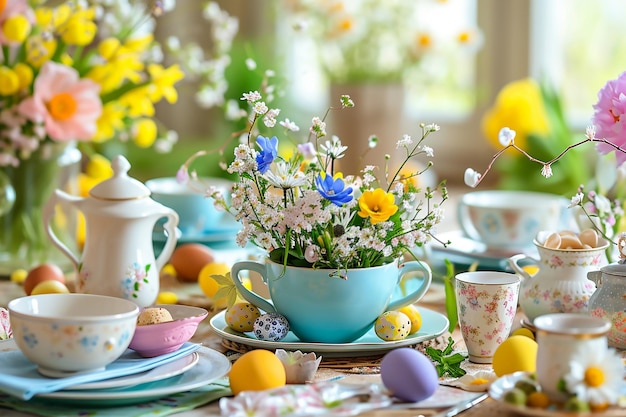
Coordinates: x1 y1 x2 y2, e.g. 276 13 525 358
89 155 150 200
599 262 626 277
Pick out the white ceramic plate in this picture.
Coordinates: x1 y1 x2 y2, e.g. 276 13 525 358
34 346 231 405
489 371 626 417
210 306 449 357
68 351 199 390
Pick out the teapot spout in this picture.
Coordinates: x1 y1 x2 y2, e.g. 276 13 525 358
587 270 602 285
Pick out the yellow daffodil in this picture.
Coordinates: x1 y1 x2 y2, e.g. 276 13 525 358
132 118 157 148
481 78 550 152
3 14 31 43
147 64 184 103
94 103 126 142
357 188 398 224
0 67 19 95
119 87 155 117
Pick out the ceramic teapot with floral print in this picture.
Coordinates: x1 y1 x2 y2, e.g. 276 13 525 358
508 234 609 321
43 156 179 307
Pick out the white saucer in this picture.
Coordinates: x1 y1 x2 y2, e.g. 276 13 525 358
35 346 231 406
210 306 449 357
430 230 537 271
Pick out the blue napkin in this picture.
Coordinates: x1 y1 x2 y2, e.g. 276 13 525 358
0 342 200 400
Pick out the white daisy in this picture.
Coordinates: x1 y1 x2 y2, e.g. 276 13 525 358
563 347 623 407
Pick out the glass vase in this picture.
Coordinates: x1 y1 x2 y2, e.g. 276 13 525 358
0 143 81 277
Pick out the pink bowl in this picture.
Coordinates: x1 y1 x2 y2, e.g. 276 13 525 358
129 304 208 357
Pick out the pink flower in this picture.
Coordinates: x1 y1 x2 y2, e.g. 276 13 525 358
593 71 626 165
18 62 102 141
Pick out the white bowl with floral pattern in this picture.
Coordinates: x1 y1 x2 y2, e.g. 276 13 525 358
8 293 139 375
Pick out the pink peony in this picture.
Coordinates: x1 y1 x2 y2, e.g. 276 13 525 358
593 71 626 165
18 62 102 142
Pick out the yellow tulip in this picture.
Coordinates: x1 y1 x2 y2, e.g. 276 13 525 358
0 67 19 95
3 15 31 43
481 78 550 152
13 63 33 90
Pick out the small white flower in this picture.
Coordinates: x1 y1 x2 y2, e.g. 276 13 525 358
396 134 413 148
563 347 623 406
424 123 440 132
498 127 516 146
541 163 553 178
569 191 584 208
423 146 434 157
464 168 481 187
253 101 268 115
279 118 300 132
586 125 597 140
241 90 262 104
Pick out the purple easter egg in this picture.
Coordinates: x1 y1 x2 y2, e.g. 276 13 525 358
380 348 439 402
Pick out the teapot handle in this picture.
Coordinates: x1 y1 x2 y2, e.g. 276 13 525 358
43 189 81 270
155 210 179 271
508 254 538 281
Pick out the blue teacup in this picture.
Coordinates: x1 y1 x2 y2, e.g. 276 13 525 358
146 177 232 237
231 259 432 343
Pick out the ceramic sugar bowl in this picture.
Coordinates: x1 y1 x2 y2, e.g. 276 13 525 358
44 156 179 307
508 233 609 321
587 261 626 349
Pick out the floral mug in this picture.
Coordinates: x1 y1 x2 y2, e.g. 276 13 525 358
455 271 520 363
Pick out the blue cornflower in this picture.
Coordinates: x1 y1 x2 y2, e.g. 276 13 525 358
256 135 278 173
315 173 353 206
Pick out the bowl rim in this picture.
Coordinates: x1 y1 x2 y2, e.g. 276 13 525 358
133 304 208 332
8 293 140 322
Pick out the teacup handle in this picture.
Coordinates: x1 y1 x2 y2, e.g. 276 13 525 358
387 260 432 311
508 254 538 281
231 261 276 313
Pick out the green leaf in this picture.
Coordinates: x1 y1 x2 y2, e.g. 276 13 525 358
442 259 458 332
211 273 235 286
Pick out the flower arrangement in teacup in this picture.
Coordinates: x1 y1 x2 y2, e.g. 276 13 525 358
179 87 447 277
465 70 626 252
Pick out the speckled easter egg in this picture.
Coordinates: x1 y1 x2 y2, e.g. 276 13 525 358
380 348 439 402
225 302 261 332
253 313 290 341
375 311 411 341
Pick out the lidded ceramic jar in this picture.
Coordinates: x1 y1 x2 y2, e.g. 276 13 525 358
587 262 626 350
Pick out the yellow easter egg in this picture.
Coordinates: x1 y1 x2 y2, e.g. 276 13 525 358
397 304 422 334
225 302 261 332
492 335 538 377
156 291 178 304
198 262 231 309
10 269 27 284
375 311 411 341
30 280 70 295
228 350 286 395
511 327 535 340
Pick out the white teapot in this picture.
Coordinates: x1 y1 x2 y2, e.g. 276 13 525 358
44 155 179 307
